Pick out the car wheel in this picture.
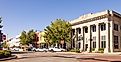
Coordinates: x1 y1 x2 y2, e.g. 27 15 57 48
44 50 47 52
33 50 36 52
50 49 54 52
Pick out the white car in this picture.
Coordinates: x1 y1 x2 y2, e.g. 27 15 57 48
49 47 66 52
11 48 19 51
11 48 23 51
31 48 37 51
36 48 48 52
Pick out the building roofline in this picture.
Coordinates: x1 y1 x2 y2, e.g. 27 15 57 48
70 10 121 25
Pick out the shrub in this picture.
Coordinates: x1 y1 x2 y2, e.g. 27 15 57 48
98 48 104 53
0 50 11 58
92 48 95 51
0 51 4 58
69 48 80 53
4 50 11 57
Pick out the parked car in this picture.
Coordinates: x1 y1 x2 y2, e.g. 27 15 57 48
36 48 48 52
3 48 8 50
31 47 37 51
48 47 66 52
10 47 23 51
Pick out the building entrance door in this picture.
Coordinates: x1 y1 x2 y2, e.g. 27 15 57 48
85 44 88 51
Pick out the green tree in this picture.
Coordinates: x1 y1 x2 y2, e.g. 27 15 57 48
19 29 37 46
27 30 37 46
0 17 3 48
44 19 72 48
19 31 28 45
2 41 9 48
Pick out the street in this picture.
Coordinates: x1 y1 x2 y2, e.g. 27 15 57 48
1 52 121 62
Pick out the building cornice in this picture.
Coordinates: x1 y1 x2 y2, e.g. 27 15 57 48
70 10 121 26
71 14 108 26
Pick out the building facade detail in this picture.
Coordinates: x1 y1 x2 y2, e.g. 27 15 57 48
70 10 121 53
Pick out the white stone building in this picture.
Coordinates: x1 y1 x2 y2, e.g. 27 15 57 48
70 10 121 53
8 34 21 47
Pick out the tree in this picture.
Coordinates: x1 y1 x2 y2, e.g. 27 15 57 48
19 31 28 45
44 19 72 48
19 29 37 46
2 41 9 48
27 30 37 47
0 17 3 48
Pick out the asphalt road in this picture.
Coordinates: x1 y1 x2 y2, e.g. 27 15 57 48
1 52 121 62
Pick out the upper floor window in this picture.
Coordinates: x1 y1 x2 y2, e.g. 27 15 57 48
72 29 75 35
92 25 96 32
101 35 106 48
76 28 81 34
114 24 118 31
85 27 88 33
100 23 106 31
114 36 119 49
92 36 96 48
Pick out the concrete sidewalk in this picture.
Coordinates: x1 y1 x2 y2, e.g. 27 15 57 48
56 52 121 61
56 52 121 56
0 55 17 61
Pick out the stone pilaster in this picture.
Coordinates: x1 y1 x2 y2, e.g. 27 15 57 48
110 21 113 53
104 22 110 53
95 23 100 52
87 25 91 52
80 27 84 52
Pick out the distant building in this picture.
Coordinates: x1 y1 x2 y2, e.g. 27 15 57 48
8 34 21 47
36 31 47 48
70 10 121 53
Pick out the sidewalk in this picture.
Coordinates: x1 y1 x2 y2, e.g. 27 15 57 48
56 52 121 56
0 55 17 61
56 52 121 61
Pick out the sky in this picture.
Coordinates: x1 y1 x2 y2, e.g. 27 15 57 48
0 0 121 38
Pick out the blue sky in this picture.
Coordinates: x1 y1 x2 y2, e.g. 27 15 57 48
0 0 121 38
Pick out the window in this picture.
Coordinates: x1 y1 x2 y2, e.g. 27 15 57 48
72 29 75 35
85 27 88 33
101 36 106 48
92 25 96 32
72 39 75 47
92 36 96 48
114 36 119 49
100 23 106 31
76 28 81 34
114 24 118 31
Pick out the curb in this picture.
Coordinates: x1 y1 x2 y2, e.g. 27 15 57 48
0 55 17 61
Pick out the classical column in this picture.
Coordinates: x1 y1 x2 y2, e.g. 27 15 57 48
95 23 100 52
110 20 113 53
82 27 85 51
87 25 91 52
71 29 75 49
104 22 110 53
75 28 77 49
80 27 84 52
